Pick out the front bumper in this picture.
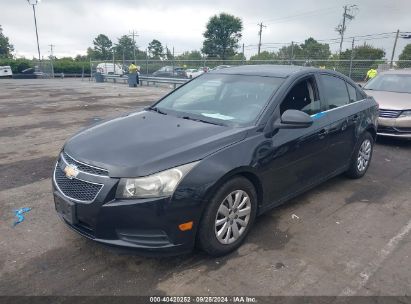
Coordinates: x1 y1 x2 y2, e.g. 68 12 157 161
377 116 411 138
52 153 204 255
53 189 200 255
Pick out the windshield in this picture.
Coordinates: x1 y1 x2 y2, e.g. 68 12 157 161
153 74 284 126
364 74 411 94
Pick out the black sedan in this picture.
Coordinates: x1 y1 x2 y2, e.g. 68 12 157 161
53 65 378 256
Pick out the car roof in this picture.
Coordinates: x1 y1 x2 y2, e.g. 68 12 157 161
210 64 321 78
380 69 411 75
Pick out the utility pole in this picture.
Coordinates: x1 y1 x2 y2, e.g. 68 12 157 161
349 37 355 78
257 22 267 56
27 0 41 62
112 50 116 75
242 43 245 64
146 48 149 76
49 44 55 78
336 5 358 55
172 46 175 76
290 41 294 64
390 29 400 68
128 30 139 63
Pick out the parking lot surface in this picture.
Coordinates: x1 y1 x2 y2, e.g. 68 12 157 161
0 79 410 296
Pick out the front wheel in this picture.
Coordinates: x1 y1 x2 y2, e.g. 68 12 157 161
197 177 257 256
346 132 374 179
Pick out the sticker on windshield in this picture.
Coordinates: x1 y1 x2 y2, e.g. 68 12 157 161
201 113 234 120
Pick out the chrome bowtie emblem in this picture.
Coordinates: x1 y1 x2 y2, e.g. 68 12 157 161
64 164 79 179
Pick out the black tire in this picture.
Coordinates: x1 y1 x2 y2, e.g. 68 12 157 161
197 177 257 256
345 132 374 179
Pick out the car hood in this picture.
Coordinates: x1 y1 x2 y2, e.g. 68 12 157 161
364 90 411 110
64 111 247 177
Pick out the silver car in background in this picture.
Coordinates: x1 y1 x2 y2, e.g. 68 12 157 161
363 69 411 138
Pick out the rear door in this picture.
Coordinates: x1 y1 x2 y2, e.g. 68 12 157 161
318 73 363 172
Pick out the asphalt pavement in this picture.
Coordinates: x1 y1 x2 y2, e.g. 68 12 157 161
0 79 410 296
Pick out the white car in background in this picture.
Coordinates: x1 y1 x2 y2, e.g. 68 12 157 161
96 63 125 76
0 66 13 78
186 67 209 79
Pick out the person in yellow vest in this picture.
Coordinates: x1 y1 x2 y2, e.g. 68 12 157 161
365 68 377 82
128 62 139 87
129 62 138 73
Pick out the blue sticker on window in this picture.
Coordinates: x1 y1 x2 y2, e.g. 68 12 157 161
311 112 326 120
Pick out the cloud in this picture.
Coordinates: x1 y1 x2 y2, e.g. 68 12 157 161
1 0 410 59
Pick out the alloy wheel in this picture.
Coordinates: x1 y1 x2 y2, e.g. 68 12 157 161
357 139 372 172
214 190 252 245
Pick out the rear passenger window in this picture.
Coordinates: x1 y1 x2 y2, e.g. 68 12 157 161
346 83 358 103
346 83 365 103
321 75 349 109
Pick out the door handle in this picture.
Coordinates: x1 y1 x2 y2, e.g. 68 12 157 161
318 128 328 139
350 114 359 122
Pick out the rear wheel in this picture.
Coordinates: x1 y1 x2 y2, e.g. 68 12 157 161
346 132 374 179
197 177 257 256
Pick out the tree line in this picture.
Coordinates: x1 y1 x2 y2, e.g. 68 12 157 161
1 13 411 74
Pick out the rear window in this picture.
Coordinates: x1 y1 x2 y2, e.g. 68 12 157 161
320 74 349 109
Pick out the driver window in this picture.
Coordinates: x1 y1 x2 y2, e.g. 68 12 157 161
280 77 321 115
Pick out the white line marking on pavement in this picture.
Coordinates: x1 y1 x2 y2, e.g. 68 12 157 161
340 218 411 296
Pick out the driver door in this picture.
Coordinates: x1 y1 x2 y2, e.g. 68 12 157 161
260 74 331 206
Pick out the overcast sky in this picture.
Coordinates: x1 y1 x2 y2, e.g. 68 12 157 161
1 0 410 59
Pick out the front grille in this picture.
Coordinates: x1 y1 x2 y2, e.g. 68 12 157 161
379 109 401 118
54 164 103 202
378 126 396 133
63 152 108 176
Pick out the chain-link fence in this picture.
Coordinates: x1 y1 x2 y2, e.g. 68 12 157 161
89 59 411 82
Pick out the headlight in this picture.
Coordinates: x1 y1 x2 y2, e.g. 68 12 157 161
399 110 411 118
115 162 199 199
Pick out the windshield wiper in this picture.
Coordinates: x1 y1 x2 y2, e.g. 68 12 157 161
181 116 224 126
149 106 167 115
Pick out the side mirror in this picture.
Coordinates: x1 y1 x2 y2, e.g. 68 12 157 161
274 110 313 129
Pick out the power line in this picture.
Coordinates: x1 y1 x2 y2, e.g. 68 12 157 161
243 6 340 26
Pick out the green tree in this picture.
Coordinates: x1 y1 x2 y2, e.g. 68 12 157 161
176 50 203 61
229 52 246 61
398 44 411 68
114 35 136 60
276 45 302 61
0 25 14 58
202 13 243 61
164 46 174 60
148 39 164 59
250 51 277 61
340 44 385 80
299 38 331 60
91 34 112 60
340 44 385 61
74 54 87 61
0 58 30 73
